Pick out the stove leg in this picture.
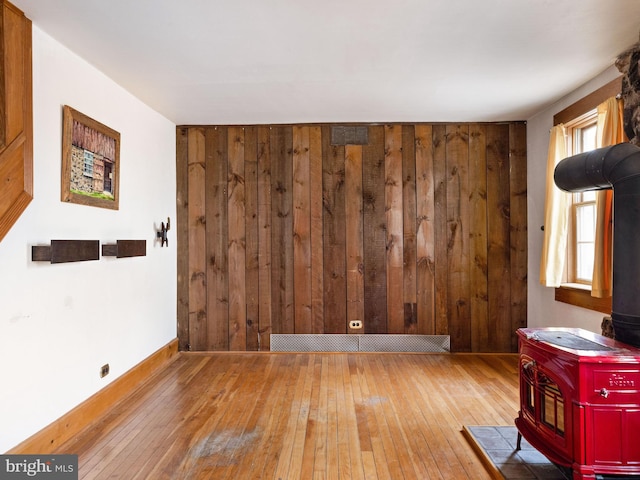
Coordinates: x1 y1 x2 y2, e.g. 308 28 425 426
516 431 522 451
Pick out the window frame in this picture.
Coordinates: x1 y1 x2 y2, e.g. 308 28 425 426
563 111 598 285
551 77 621 313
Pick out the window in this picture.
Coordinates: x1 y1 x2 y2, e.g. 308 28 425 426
551 77 620 313
83 150 94 178
564 111 597 285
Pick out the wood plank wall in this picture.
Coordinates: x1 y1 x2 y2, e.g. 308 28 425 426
176 123 527 353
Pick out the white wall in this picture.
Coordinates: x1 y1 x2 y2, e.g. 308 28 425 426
0 15 626 455
527 65 620 333
0 26 176 453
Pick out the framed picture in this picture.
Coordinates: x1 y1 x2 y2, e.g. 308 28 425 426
61 105 120 210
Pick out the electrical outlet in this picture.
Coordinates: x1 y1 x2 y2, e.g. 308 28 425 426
100 364 110 378
349 320 363 329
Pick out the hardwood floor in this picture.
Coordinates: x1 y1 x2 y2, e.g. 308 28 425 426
55 352 520 479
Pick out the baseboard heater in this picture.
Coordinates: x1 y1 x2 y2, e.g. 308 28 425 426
270 334 450 353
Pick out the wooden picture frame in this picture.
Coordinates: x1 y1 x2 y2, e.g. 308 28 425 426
61 105 120 210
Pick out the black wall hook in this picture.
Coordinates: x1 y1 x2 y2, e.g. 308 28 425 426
157 217 170 247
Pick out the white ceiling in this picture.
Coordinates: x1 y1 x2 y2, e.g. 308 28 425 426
11 0 640 125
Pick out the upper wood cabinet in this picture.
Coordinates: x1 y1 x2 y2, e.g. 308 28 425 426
0 0 33 242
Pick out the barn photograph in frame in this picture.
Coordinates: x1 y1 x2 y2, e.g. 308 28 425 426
61 105 120 210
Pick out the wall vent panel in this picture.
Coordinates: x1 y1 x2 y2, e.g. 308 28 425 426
330 126 368 145
270 334 450 352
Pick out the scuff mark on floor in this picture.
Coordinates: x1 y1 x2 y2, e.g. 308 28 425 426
360 396 388 406
191 428 261 466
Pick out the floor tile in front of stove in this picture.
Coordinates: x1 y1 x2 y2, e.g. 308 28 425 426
464 425 567 480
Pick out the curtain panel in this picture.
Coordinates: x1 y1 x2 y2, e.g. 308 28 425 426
592 97 626 298
539 125 569 287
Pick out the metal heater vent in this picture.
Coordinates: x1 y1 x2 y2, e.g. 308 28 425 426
330 126 369 145
270 334 450 353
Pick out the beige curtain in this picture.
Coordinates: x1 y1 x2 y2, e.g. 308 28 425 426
591 97 626 298
540 125 570 287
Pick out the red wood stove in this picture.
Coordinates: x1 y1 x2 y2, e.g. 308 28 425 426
516 327 640 480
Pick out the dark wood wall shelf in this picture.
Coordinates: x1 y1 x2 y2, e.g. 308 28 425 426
32 240 100 263
102 240 146 258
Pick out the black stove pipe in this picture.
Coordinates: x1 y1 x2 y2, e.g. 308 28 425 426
554 142 640 348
